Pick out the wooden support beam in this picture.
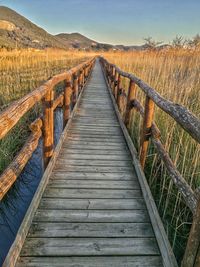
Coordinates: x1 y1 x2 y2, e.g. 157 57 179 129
125 80 136 126
43 89 54 167
139 96 155 169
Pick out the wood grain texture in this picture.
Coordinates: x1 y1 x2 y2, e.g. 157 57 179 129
10 59 176 267
16 256 163 267
20 237 159 256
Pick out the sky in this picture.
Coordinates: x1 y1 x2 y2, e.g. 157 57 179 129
0 0 199 45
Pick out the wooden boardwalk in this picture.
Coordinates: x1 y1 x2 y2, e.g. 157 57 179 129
14 61 173 267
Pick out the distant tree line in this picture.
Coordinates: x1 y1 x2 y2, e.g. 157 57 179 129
143 34 200 50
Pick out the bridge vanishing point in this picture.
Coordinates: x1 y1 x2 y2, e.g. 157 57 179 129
0 57 200 267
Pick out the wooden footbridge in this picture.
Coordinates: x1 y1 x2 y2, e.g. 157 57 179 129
0 57 200 267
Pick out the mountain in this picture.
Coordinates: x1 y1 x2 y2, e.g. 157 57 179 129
56 33 97 49
0 6 67 49
0 6 167 51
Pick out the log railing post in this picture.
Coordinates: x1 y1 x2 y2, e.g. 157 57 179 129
109 66 113 87
63 74 72 127
43 87 54 167
113 71 118 99
125 80 136 126
117 74 122 111
140 96 155 169
182 194 200 267
111 67 115 92
78 70 83 94
82 68 85 86
72 73 78 108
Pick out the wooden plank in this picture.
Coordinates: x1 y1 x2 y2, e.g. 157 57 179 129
63 144 128 150
34 209 149 223
67 132 123 138
50 171 136 180
28 222 154 237
71 122 121 128
55 159 132 167
39 198 146 210
60 149 130 156
20 237 159 256
63 140 127 146
47 180 139 189
16 256 163 267
66 136 124 142
72 119 119 126
43 188 142 198
59 155 131 161
54 166 134 173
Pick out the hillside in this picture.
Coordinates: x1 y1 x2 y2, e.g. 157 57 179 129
0 6 67 49
0 6 146 51
56 33 97 49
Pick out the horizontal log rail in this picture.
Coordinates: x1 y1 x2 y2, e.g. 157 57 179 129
101 58 200 144
0 57 96 200
100 56 200 267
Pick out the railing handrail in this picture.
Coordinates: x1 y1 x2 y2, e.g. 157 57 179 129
100 56 200 267
0 56 96 200
101 57 200 144
0 57 95 140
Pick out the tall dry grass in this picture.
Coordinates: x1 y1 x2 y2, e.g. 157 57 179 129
0 48 93 173
104 49 200 263
0 48 94 108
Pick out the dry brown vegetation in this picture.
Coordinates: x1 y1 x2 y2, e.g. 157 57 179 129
103 48 200 262
0 48 93 173
0 47 199 263
0 48 93 108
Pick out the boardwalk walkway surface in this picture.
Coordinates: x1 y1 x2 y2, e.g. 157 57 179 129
16 61 165 267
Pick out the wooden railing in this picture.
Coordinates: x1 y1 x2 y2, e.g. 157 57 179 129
0 57 95 201
100 57 200 267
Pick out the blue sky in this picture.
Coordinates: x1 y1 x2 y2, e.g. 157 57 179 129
0 0 199 45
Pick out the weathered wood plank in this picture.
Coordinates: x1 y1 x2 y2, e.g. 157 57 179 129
39 198 146 210
55 159 132 167
16 256 163 267
28 222 153 237
63 143 128 151
50 171 136 180
34 209 149 223
43 188 141 198
60 149 130 156
66 136 124 142
59 153 131 160
53 166 134 173
20 237 159 256
67 133 123 138
69 125 123 136
47 180 139 189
